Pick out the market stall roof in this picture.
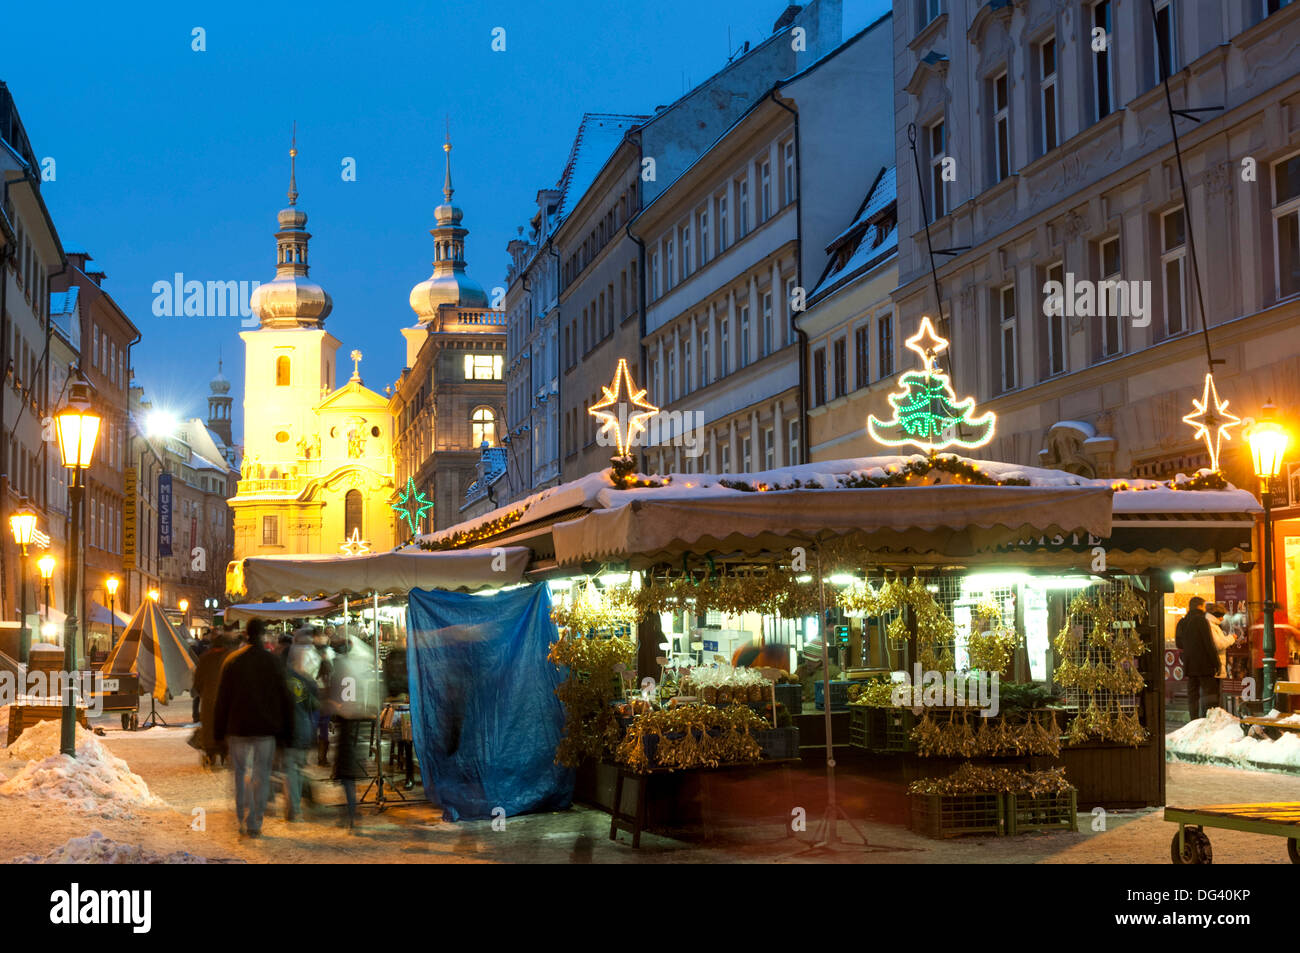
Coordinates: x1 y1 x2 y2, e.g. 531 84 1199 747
418 454 1262 571
224 600 336 623
101 599 196 701
227 547 532 601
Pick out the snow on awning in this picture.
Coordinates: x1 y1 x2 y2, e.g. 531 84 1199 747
551 485 1115 567
224 600 336 623
227 547 532 601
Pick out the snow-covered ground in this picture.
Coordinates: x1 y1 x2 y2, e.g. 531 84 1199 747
1166 707 1300 770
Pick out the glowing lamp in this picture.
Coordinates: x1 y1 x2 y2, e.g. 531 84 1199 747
105 576 119 596
38 554 55 580
148 589 160 601
55 376 101 470
1248 401 1289 481
9 501 37 548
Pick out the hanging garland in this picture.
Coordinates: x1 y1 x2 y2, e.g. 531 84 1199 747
837 577 955 671
548 632 637 767
966 599 1020 674
550 579 640 634
911 709 1062 758
615 704 766 773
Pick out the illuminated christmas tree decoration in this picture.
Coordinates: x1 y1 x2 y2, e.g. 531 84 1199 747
391 476 434 537
589 357 659 458
1181 372 1240 472
339 527 371 556
867 316 996 452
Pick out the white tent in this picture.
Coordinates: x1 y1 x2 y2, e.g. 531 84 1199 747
227 546 532 601
224 600 336 623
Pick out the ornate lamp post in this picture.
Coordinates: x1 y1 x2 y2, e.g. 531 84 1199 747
1247 400 1290 712
179 598 190 637
9 498 37 665
37 554 55 623
105 576 120 649
54 371 101 757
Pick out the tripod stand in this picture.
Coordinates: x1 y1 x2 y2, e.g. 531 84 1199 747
139 693 169 729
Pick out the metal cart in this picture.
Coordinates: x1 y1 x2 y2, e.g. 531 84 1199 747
1164 802 1300 864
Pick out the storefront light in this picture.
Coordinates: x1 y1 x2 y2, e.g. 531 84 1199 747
1036 576 1095 590
599 572 631 586
796 575 812 584
1170 571 1194 583
827 574 858 586
546 578 573 592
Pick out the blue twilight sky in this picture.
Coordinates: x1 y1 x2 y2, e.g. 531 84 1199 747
1 0 889 445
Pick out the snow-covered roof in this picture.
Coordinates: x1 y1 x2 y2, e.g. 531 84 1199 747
464 445 509 505
418 453 1261 549
813 166 897 299
555 113 647 224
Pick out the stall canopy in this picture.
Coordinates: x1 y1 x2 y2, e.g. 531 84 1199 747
551 485 1115 567
101 599 197 701
224 600 336 624
89 602 132 629
227 547 532 601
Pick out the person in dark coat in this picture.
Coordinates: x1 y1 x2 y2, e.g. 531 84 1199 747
191 631 232 767
284 642 321 822
213 619 294 837
1176 596 1218 720
326 635 378 831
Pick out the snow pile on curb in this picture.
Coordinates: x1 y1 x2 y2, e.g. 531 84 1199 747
0 705 9 744
1 720 164 817
1166 708 1300 769
14 830 220 864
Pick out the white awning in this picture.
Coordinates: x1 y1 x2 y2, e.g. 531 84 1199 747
551 485 1115 567
224 600 336 623
227 546 532 601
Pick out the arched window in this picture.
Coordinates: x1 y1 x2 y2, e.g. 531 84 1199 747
276 355 291 386
345 489 363 538
471 407 496 447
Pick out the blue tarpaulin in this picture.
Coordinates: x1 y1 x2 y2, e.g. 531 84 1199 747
406 583 573 821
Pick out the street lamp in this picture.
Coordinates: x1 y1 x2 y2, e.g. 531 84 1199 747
55 371 101 757
179 598 190 637
1247 400 1290 712
105 576 120 650
9 498 37 665
38 554 55 624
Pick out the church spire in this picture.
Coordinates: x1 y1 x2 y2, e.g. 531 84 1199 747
288 121 298 206
443 119 454 203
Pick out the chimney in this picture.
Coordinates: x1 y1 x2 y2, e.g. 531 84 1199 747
772 5 803 33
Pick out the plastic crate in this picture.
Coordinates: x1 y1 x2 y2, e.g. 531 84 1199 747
814 680 851 711
908 792 1005 838
774 683 803 715
1005 789 1077 835
879 707 917 752
848 706 874 749
754 727 800 759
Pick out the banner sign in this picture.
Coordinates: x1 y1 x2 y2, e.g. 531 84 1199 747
123 466 137 569
158 472 173 557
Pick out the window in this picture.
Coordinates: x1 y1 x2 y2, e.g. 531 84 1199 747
719 316 731 377
262 515 279 546
666 349 677 403
720 442 731 473
665 239 675 291
651 251 661 298
877 314 894 379
1098 236 1123 357
1267 0 1294 14
1092 1 1114 120
1039 37 1058 154
763 427 775 469
275 355 291 386
717 193 729 252
761 292 773 357
1273 153 1300 299
1153 0 1176 83
833 337 847 398
737 178 750 237
783 141 796 205
700 327 711 388
472 407 496 446
741 435 752 472
788 420 801 465
464 354 502 379
345 489 363 539
681 224 692 279
992 71 1010 182
760 160 772 221
996 284 1017 392
699 210 710 266
928 120 947 221
682 338 693 393
813 346 827 406
1161 207 1187 336
854 325 870 389
923 0 944 25
740 306 751 367
1045 261 1067 375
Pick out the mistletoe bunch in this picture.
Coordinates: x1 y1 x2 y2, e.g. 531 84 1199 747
550 580 640 634
911 709 1062 758
966 600 1020 674
548 633 637 767
1063 701 1148 746
615 704 766 773
909 764 1073 797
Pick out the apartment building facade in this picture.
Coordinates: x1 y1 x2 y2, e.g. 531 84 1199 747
632 15 896 475
891 0 1300 486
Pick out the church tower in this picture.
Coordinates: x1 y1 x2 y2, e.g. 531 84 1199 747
230 132 396 560
207 358 233 447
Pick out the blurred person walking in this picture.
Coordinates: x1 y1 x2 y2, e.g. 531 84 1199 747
326 634 379 831
284 635 321 822
1176 597 1217 720
191 629 233 768
214 619 294 837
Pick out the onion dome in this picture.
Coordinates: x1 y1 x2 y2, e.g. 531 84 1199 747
409 136 489 321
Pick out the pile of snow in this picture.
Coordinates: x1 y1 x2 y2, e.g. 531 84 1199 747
1166 708 1300 769
14 831 219 864
0 705 9 746
1 720 164 818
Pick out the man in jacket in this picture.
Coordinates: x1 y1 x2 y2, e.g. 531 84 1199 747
192 630 233 768
214 619 294 837
1176 597 1217 720
284 640 321 822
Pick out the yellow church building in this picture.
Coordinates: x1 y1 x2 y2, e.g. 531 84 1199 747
229 150 396 559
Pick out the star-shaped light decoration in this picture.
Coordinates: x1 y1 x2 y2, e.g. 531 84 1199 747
339 527 371 557
588 357 659 459
1182 372 1241 472
391 476 434 537
905 315 949 372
